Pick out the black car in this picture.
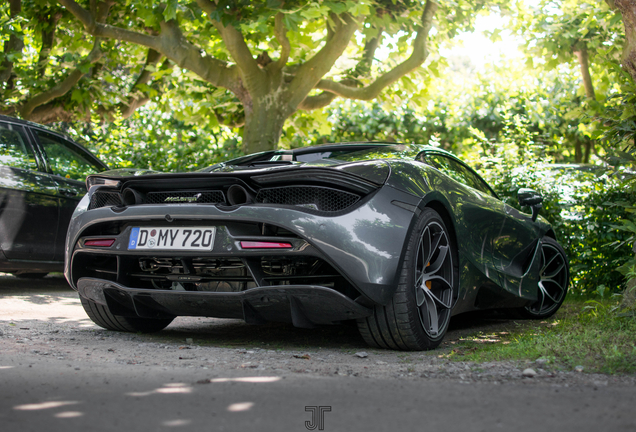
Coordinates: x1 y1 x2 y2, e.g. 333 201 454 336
0 115 108 277
64 143 569 350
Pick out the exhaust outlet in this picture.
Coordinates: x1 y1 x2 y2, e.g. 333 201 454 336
122 188 144 206
227 184 253 205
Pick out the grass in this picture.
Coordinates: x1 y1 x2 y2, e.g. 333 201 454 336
445 298 636 374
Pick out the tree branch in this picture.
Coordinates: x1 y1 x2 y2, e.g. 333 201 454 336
36 10 63 79
298 92 338 111
196 0 263 95
20 42 103 119
273 13 290 71
312 0 438 101
286 12 359 112
353 27 384 78
299 25 385 109
573 43 596 99
213 108 245 128
0 0 24 88
59 0 241 93
157 19 242 93
58 0 161 50
118 50 167 118
25 104 76 124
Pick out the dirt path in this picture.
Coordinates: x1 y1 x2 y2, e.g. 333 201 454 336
0 274 631 388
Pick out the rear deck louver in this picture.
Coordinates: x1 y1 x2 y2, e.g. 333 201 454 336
145 191 225 204
88 185 361 213
255 186 360 212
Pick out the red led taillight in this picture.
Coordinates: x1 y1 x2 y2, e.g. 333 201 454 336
240 241 293 249
84 238 116 247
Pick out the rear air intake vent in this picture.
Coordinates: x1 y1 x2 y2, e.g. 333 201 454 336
255 186 360 212
89 190 123 210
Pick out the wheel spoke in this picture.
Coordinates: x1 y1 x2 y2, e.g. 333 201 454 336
422 289 439 336
541 252 559 274
540 279 565 302
538 280 559 304
420 227 431 268
416 285 425 307
428 232 443 265
425 244 448 275
536 281 546 312
543 261 565 279
417 276 453 309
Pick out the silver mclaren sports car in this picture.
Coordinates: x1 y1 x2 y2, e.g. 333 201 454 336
64 143 569 350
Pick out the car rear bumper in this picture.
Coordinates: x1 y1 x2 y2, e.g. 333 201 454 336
66 185 422 305
77 277 373 326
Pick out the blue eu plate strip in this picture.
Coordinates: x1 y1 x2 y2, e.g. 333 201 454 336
128 227 139 249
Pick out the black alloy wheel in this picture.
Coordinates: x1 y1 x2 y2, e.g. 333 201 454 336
357 208 457 350
414 216 454 339
520 237 569 319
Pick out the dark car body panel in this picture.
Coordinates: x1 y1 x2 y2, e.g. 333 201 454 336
0 115 108 274
65 144 553 325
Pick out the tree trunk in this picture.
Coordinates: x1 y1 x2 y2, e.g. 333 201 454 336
574 139 582 163
583 138 592 163
242 101 288 154
615 0 636 81
0 0 23 89
573 44 596 99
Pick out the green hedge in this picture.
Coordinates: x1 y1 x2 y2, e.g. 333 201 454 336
477 151 634 296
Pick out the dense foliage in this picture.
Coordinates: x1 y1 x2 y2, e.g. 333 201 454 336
3 0 636 297
0 0 510 153
59 106 243 172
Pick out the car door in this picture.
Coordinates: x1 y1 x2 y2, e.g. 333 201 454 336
421 152 540 299
420 152 506 276
30 129 106 262
0 121 59 262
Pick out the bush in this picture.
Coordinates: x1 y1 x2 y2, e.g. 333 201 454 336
473 140 634 296
58 106 242 172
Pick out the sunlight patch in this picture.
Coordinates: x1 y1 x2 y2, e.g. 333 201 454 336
227 402 254 412
55 411 84 418
162 419 192 427
209 376 281 383
15 401 78 411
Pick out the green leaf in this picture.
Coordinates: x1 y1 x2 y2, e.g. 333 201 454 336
282 13 300 32
349 1 370 17
71 89 84 103
266 0 283 9
79 63 92 74
325 1 348 15
300 7 325 20
163 0 178 21
616 150 636 162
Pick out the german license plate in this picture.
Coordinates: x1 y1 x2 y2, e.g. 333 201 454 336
128 227 216 251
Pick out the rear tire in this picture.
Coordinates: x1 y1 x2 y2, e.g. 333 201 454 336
357 208 458 350
517 237 569 319
80 296 174 333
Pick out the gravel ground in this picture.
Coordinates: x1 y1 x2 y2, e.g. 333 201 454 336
0 274 633 390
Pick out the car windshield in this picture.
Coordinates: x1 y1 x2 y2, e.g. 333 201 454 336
327 144 423 162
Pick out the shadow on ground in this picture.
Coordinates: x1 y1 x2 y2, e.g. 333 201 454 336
136 310 531 352
0 273 540 351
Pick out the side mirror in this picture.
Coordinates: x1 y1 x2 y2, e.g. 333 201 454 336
518 188 543 222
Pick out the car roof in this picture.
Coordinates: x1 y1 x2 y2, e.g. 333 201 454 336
0 114 75 142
